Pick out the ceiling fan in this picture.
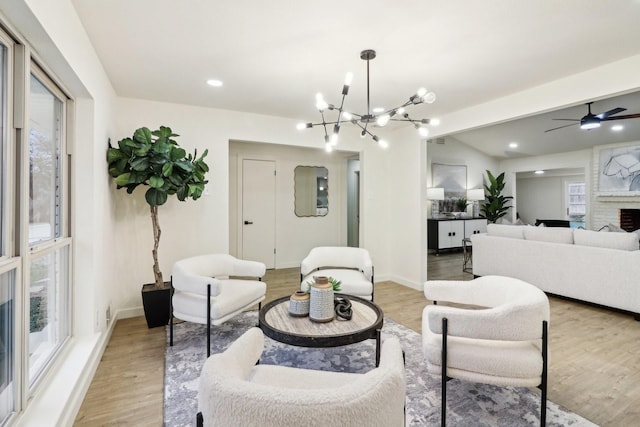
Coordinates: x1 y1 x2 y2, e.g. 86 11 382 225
545 102 640 133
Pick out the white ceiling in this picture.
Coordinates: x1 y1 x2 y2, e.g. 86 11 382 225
71 0 640 157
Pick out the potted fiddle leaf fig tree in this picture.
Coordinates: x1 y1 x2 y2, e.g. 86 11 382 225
480 170 513 223
107 126 209 327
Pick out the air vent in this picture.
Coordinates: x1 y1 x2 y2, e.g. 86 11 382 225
427 137 445 144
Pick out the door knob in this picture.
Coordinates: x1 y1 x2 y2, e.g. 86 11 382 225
244 220 253 225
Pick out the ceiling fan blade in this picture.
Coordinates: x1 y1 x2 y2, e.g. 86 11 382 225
601 113 640 121
544 123 579 132
597 107 627 119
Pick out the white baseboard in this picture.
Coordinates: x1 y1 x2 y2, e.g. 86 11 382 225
377 274 423 291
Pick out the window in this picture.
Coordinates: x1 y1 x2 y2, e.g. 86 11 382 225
27 66 70 385
0 267 15 425
566 181 586 228
0 22 71 422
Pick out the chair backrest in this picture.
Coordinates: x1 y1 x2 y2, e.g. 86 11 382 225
198 328 405 427
425 276 550 341
172 254 266 295
301 246 373 278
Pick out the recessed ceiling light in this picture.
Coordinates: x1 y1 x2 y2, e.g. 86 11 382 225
611 124 624 132
508 142 518 148
206 79 223 87
534 170 544 175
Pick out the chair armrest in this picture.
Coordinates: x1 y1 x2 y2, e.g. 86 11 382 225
378 336 405 372
201 327 264 379
172 271 222 297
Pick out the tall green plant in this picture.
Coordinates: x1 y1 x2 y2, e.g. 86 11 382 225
107 126 209 288
480 170 513 223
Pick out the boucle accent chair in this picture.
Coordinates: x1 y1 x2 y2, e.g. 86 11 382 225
422 275 550 427
300 246 375 300
170 254 266 356
197 327 406 427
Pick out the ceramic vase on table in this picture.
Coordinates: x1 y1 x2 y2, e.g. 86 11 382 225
289 290 310 317
309 276 334 322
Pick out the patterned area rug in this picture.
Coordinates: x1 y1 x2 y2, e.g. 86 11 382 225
164 311 597 427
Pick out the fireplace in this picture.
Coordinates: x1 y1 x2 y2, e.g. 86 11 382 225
619 209 640 232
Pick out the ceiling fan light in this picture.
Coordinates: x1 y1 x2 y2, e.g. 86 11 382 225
580 120 600 130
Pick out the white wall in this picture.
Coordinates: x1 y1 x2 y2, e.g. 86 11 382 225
229 141 355 268
427 136 500 190
516 174 583 225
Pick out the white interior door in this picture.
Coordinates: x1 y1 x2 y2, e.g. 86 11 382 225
242 159 276 268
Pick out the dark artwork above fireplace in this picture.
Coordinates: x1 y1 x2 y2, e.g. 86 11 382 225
619 209 640 232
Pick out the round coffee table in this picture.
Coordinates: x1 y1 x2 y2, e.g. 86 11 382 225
259 293 384 365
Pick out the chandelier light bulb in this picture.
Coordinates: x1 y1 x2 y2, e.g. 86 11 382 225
430 118 441 126
418 126 429 137
315 93 328 111
330 133 339 145
344 72 353 86
376 114 390 127
422 91 437 104
397 107 405 115
296 122 307 130
325 143 333 153
378 139 389 149
416 87 427 98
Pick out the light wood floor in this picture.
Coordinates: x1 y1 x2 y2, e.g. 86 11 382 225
74 252 640 426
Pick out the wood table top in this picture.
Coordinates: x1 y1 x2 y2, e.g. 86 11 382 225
259 293 384 348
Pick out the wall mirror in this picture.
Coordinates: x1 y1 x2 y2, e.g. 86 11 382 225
294 166 328 217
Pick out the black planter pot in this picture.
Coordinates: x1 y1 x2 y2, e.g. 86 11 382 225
141 282 172 328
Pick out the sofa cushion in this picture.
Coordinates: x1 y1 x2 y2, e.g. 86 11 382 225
522 226 574 244
486 223 524 239
574 228 639 251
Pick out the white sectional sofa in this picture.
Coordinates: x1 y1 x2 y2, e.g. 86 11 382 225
471 224 640 319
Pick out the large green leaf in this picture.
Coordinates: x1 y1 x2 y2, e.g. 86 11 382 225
170 147 186 162
130 157 150 171
145 188 168 206
106 147 124 163
115 173 131 187
162 163 174 177
149 176 164 188
134 127 152 145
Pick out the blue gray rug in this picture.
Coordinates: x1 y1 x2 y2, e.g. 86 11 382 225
164 311 597 427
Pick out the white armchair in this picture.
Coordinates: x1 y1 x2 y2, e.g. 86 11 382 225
422 275 550 427
300 246 375 300
170 254 266 356
197 327 406 427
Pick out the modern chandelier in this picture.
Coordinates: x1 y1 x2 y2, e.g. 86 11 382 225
297 49 438 152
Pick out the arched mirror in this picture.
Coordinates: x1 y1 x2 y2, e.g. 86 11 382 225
294 166 328 217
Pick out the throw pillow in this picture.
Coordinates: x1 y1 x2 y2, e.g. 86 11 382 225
486 223 524 239
574 228 639 251
523 226 574 244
